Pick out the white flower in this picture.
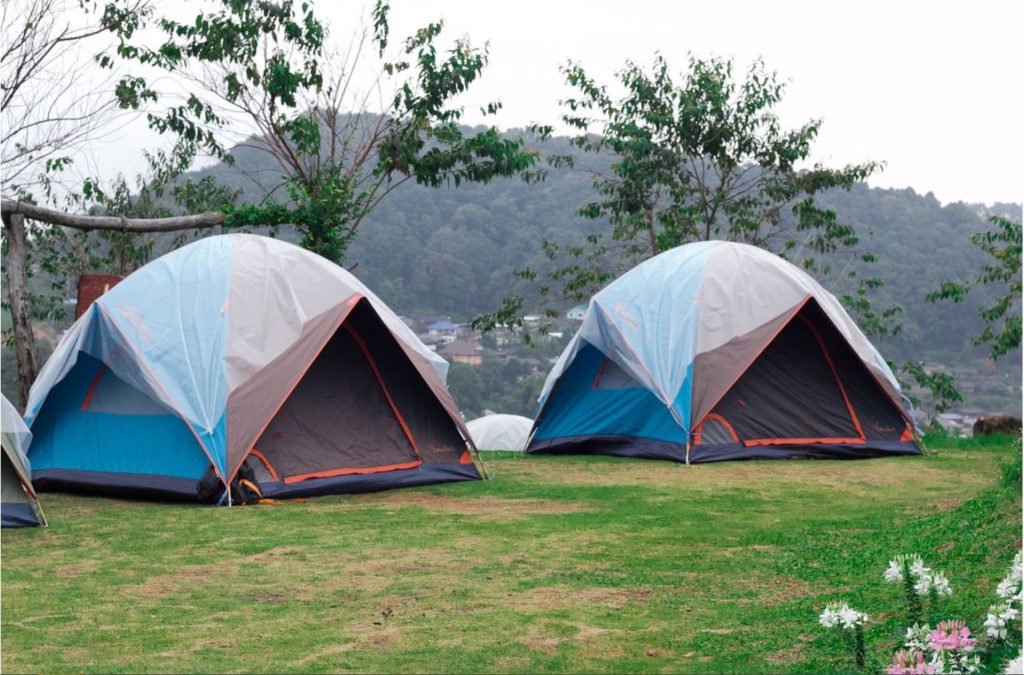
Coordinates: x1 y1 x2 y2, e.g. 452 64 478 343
885 559 904 582
984 602 1020 639
819 601 866 631
996 551 1023 603
885 554 928 583
956 653 981 675
1005 650 1023 675
934 650 981 675
910 557 930 577
904 623 932 651
931 571 953 596
985 611 1008 639
838 605 867 629
915 572 934 595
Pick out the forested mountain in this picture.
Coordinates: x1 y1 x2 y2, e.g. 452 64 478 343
187 129 1021 369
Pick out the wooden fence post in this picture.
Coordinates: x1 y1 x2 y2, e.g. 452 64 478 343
2 211 40 411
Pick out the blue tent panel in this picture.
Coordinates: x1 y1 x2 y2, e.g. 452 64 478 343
29 354 209 480
531 343 682 447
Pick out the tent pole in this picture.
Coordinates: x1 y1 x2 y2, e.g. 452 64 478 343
470 442 491 480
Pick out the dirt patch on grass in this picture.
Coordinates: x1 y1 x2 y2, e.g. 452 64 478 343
337 548 462 581
505 585 652 612
930 499 964 511
352 492 593 522
518 620 629 655
497 657 532 669
766 634 816 663
55 560 101 578
717 544 779 558
246 593 286 603
293 625 402 666
130 564 223 599
760 576 813 605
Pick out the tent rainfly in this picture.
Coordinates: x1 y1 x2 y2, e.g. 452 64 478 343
2 394 45 527
527 241 922 463
466 414 534 451
25 234 483 502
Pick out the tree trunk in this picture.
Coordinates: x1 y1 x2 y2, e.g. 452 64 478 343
2 212 40 411
647 204 659 255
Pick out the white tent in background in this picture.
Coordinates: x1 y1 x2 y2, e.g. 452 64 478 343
466 414 534 451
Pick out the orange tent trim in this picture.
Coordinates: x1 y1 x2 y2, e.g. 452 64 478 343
743 437 866 447
343 322 421 459
80 363 109 411
797 315 866 441
694 412 739 445
247 449 280 482
284 460 423 484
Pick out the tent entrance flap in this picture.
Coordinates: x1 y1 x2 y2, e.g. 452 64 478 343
702 304 864 444
254 317 420 483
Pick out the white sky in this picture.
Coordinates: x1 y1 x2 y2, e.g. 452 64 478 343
331 0 1024 206
84 0 1023 206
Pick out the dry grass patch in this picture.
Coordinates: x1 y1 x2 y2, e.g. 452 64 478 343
504 452 1000 496
129 563 224 599
351 492 594 521
766 633 817 663
504 585 653 612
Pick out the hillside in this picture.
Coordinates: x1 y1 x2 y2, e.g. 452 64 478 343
182 129 1022 412
3 129 1019 418
188 132 1019 357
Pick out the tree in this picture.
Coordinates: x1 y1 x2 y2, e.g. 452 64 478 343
473 54 886 334
928 214 1022 360
98 0 539 263
3 0 540 406
1 0 147 196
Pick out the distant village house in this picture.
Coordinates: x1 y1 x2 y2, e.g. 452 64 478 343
442 340 484 366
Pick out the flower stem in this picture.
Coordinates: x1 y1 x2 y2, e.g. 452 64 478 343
854 625 865 670
903 560 923 625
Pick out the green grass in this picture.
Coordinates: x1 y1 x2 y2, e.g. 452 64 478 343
2 438 1020 674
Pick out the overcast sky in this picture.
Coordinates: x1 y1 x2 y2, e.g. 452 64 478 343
320 0 1023 206
82 0 1023 206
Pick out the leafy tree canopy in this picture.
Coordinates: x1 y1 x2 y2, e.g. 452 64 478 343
473 54 888 340
929 214 1022 360
90 0 539 262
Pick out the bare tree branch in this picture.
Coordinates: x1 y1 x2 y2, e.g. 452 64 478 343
1 199 225 231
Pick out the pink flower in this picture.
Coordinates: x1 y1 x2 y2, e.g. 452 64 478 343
886 650 936 675
927 620 976 652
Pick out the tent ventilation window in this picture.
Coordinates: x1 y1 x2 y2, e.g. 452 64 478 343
592 358 642 390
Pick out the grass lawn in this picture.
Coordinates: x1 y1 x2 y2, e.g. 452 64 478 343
2 438 1020 674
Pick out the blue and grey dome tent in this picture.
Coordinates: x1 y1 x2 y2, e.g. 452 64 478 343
527 241 922 463
25 235 483 502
